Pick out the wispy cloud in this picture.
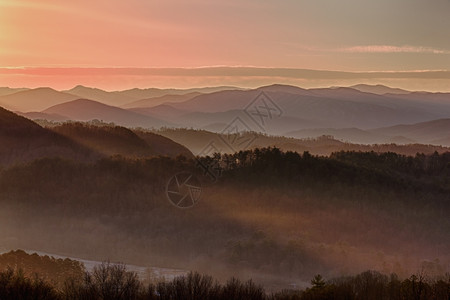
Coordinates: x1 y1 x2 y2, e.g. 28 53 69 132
340 45 450 54
1 67 449 79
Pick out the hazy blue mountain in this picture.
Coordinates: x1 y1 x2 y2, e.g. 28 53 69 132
116 86 242 100
122 92 202 108
349 84 411 95
370 118 450 146
17 111 70 122
0 87 79 112
286 127 388 144
166 84 447 129
127 104 190 121
0 87 29 97
64 85 136 106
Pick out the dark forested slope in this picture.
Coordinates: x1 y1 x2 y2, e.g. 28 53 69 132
0 107 96 166
51 122 193 158
0 148 448 287
0 107 192 167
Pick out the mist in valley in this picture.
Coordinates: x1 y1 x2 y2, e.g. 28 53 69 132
1 0 450 298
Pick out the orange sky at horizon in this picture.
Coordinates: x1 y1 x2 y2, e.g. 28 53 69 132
1 0 449 90
1 67 449 92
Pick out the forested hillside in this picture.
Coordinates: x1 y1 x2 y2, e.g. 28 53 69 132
0 108 192 167
0 250 84 288
51 122 192 158
0 148 448 289
0 107 96 166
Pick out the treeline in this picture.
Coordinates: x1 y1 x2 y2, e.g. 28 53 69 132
201 148 450 204
331 150 450 177
0 155 191 216
0 250 84 289
206 148 450 182
276 272 450 300
3 148 449 217
0 148 449 286
0 264 449 300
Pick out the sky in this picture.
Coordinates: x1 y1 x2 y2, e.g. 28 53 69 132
0 0 449 90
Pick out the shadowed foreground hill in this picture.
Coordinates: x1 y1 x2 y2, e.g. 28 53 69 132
52 122 193 158
0 106 96 167
0 107 193 167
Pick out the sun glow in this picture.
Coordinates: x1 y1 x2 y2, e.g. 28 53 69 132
0 0 449 89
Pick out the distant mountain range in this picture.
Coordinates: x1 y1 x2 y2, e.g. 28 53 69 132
1 83 450 147
0 85 240 112
287 118 450 146
122 92 203 109
0 88 79 112
145 85 449 137
349 84 411 95
370 119 450 146
66 85 240 107
63 86 137 107
0 87 29 97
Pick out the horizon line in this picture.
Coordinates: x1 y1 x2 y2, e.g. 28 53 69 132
0 82 443 94
1 66 450 92
1 66 450 80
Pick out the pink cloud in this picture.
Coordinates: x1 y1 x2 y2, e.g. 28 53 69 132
341 45 450 54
